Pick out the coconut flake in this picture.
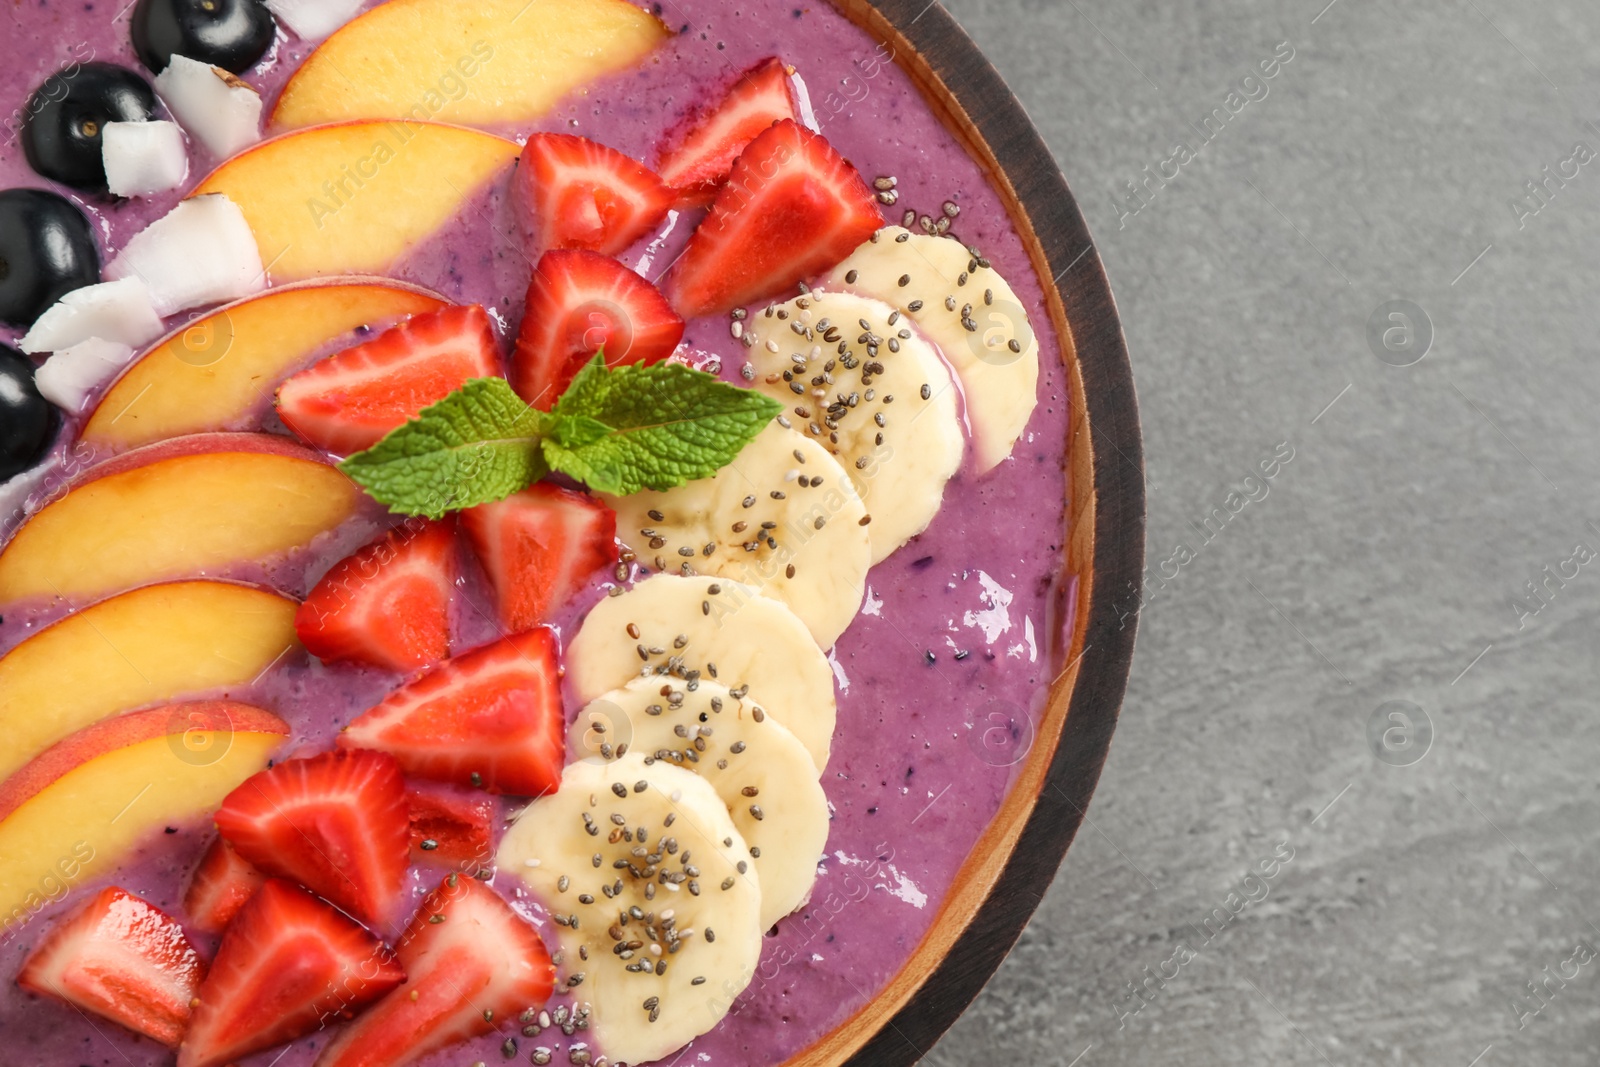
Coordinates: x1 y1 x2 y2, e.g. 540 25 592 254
154 56 263 159
103 120 189 197
35 338 137 413
265 0 365 40
19 277 165 355
107 194 265 316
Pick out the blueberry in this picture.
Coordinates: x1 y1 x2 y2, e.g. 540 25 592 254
0 189 101 327
0 346 59 483
22 63 157 192
131 0 277 75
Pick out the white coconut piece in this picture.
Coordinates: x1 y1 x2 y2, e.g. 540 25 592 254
103 120 189 197
265 0 365 40
153 55 263 159
107 194 266 316
35 338 137 413
19 277 165 355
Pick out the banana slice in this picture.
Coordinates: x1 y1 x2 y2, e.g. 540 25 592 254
571 678 828 929
741 290 963 563
565 574 836 772
499 755 761 1067
603 421 870 649
822 226 1040 473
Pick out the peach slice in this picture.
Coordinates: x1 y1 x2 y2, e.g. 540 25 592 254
270 0 667 131
0 433 361 606
0 581 299 782
0 702 289 933
192 123 519 282
83 280 446 452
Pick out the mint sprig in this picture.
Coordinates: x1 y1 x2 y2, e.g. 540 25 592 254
338 358 784 517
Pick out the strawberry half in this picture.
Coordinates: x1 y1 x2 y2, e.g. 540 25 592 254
517 133 674 257
340 629 564 797
18 887 205 1048
665 119 882 317
509 249 684 409
317 875 554 1067
214 749 411 927
183 836 266 935
407 784 495 869
296 519 457 673
656 57 798 201
460 483 618 631
178 879 405 1067
277 304 502 455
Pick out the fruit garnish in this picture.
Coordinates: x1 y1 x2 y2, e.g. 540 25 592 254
103 119 188 198
656 56 798 200
665 119 882 317
406 784 494 868
518 134 674 257
509 249 683 409
106 194 265 317
22 63 157 191
0 189 101 327
277 304 502 456
340 628 564 796
337 358 782 517
214 748 410 927
178 879 405 1067
0 346 58 481
460 483 617 631
316 875 555 1067
153 55 264 159
20 276 164 356
183 836 266 935
132 0 277 74
296 518 457 672
262 0 365 41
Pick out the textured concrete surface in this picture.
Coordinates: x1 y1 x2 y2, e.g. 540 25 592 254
927 1 1600 1065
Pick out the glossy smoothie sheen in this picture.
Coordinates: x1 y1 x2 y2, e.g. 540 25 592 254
0 1 1074 1064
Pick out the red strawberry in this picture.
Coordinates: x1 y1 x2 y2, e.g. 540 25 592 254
18 887 205 1048
666 119 882 317
517 133 674 257
183 836 266 935
178 880 405 1067
317 876 554 1067
214 749 411 927
509 249 684 409
407 784 494 869
277 304 502 455
296 519 457 673
460 483 617 631
656 57 798 201
339 629 563 797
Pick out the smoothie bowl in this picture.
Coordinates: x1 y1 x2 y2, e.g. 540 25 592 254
0 0 1142 1064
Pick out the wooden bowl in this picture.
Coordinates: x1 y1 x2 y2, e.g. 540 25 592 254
785 2 1148 1063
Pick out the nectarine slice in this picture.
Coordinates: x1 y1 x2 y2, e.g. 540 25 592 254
192 123 520 282
0 434 362 606
83 280 446 452
270 0 667 131
0 702 289 933
0 581 299 782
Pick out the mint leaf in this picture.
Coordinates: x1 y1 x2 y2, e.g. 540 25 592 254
339 378 550 518
543 357 784 495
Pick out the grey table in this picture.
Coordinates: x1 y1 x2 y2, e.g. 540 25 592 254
929 1 1600 1064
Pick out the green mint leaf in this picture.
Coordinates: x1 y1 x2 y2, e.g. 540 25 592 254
339 378 551 518
543 357 784 496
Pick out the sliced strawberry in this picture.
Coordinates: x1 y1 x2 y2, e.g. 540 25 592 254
183 836 267 935
277 304 502 455
296 519 457 673
214 749 411 927
340 629 563 797
407 784 495 869
460 483 617 631
656 57 798 200
666 119 882 317
178 879 405 1067
17 887 205 1048
317 876 554 1067
517 133 674 257
509 249 684 409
